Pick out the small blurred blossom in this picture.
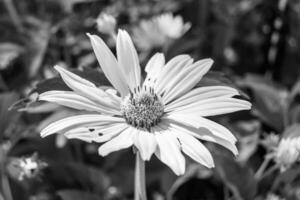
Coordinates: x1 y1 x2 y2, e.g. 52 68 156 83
132 13 191 50
275 138 300 171
265 193 285 200
261 133 280 151
224 46 238 64
55 134 68 148
6 153 47 181
96 13 117 35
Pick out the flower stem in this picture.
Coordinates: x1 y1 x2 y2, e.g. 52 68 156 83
134 152 147 200
255 156 271 180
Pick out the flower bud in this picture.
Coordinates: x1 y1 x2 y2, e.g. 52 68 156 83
96 13 116 35
275 138 300 171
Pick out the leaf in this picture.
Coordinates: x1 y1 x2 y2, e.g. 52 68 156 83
10 68 111 111
238 74 286 132
53 0 98 12
282 123 300 139
290 80 300 102
0 43 24 70
57 190 100 200
166 164 213 200
198 71 249 99
33 68 111 94
214 150 257 200
44 161 110 194
0 92 20 137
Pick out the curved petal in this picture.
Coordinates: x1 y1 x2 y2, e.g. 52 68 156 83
153 55 191 93
164 114 237 143
162 59 213 104
154 128 186 175
165 86 239 112
41 114 124 137
87 33 129 96
143 53 165 88
170 97 251 117
116 30 141 91
63 127 100 143
63 123 128 143
93 123 129 143
133 130 157 161
161 120 238 155
175 131 214 168
98 127 135 156
39 91 118 115
54 66 121 111
155 55 193 95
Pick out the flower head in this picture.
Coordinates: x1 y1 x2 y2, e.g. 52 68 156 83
132 13 191 50
7 153 47 181
275 137 300 171
39 29 251 175
96 13 117 35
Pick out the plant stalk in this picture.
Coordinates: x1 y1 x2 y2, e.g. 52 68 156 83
134 152 147 200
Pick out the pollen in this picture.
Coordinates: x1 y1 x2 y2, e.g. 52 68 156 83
121 86 164 131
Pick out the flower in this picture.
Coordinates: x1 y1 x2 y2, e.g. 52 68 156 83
265 193 285 200
96 13 117 35
275 137 300 171
6 153 47 181
132 13 191 50
39 29 251 175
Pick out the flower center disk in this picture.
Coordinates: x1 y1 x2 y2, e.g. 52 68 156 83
121 87 164 130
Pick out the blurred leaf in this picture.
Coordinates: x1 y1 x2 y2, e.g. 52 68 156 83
237 131 259 163
26 20 51 78
198 71 249 99
214 151 257 200
289 104 300 124
54 0 97 12
167 164 212 200
0 43 23 70
45 161 110 194
0 92 20 137
238 74 286 131
290 80 300 101
57 190 100 200
282 123 300 139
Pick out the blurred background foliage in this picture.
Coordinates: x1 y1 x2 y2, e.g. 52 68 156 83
0 0 300 200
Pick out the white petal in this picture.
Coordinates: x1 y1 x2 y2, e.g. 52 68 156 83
153 55 191 93
145 53 165 75
162 59 213 104
133 130 157 161
154 128 186 175
63 127 100 143
172 97 251 117
93 123 129 143
175 131 214 168
163 120 238 155
164 114 237 143
54 66 121 111
87 33 129 96
116 30 141 90
98 127 135 156
155 56 193 95
143 53 165 88
41 114 124 137
39 91 118 115
165 86 239 112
